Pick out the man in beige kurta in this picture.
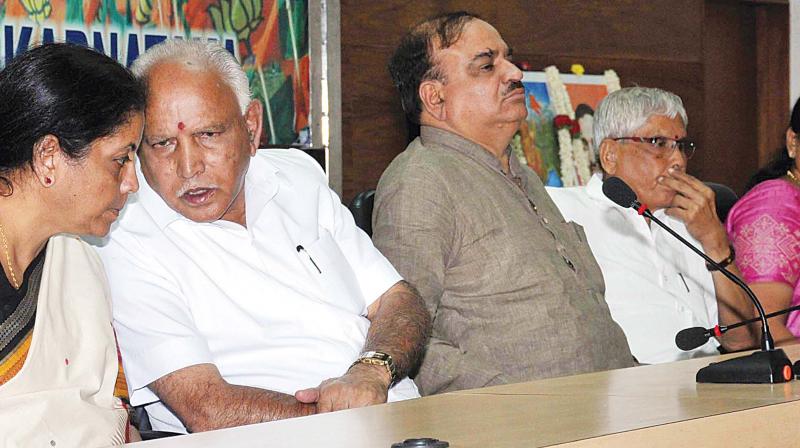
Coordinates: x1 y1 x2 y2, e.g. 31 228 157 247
374 12 633 395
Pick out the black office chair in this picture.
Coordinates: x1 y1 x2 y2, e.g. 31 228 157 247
705 182 738 223
349 189 376 237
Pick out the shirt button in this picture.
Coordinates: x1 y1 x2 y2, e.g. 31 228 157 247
562 255 576 271
542 217 549 225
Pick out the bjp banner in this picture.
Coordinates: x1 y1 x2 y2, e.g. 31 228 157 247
0 0 310 146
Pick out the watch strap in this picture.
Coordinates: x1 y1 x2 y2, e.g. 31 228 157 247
350 351 398 385
706 245 736 271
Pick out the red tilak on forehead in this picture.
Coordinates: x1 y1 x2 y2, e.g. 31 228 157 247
178 122 186 130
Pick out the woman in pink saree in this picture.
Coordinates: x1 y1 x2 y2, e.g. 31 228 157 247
727 99 800 344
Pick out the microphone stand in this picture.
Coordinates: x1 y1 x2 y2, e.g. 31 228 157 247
678 304 800 351
632 201 792 383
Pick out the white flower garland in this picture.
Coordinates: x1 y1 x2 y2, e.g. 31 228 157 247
604 69 621 93
544 66 577 186
545 67 621 186
545 66 585 186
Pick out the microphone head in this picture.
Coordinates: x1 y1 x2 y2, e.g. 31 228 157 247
602 176 638 209
675 327 711 351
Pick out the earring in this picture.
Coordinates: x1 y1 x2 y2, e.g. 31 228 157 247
0 177 13 197
44 177 52 185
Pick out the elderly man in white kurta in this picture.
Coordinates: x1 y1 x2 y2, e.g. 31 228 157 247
95 40 430 434
546 87 755 364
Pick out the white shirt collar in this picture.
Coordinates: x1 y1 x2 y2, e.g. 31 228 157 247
135 150 282 230
585 173 625 210
584 173 669 222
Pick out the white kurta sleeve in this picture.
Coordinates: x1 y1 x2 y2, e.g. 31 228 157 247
96 232 213 407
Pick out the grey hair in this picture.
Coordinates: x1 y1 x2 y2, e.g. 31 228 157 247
593 86 688 145
130 39 251 113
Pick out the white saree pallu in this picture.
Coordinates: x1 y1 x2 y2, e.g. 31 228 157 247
0 234 127 448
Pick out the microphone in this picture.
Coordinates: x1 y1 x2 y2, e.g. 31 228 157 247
603 176 793 383
676 304 800 351
675 326 717 352
602 176 639 209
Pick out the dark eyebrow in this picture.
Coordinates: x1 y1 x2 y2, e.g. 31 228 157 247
471 48 495 62
144 134 171 144
114 142 138 154
194 122 228 133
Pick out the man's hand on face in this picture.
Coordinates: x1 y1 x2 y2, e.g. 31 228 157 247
293 363 391 413
657 167 728 254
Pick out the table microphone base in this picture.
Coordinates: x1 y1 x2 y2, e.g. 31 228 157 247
696 349 792 384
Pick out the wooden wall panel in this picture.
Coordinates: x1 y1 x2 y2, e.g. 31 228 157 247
340 0 788 202
702 1 758 191
755 2 791 166
495 1 703 62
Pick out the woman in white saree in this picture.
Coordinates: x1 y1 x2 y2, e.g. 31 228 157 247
0 43 144 447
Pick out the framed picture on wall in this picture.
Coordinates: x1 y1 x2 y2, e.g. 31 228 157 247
514 70 617 187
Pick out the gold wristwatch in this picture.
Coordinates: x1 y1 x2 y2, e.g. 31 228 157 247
351 351 398 385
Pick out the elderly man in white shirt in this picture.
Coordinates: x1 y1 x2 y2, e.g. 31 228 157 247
94 40 430 434
546 87 754 364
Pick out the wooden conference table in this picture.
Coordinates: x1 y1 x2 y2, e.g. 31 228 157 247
129 345 800 447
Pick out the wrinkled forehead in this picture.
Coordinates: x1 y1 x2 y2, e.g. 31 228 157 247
146 62 226 96
146 63 237 108
143 64 242 134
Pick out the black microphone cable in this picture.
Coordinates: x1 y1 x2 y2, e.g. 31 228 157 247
602 176 776 351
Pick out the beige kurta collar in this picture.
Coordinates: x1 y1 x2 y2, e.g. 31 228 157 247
419 126 527 187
